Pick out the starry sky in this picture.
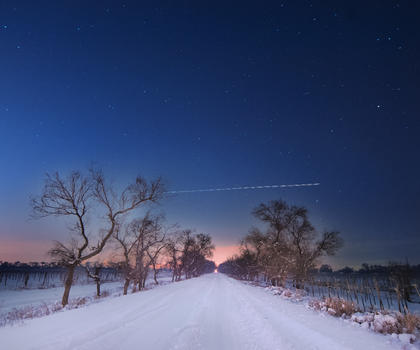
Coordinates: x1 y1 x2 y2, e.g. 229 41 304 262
0 1 419 266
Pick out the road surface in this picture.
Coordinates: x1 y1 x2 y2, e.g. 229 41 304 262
1 273 398 350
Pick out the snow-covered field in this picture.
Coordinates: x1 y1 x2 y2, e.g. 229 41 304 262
0 281 122 314
0 273 173 316
0 273 413 350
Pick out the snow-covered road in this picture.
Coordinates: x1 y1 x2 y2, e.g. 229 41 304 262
1 273 399 350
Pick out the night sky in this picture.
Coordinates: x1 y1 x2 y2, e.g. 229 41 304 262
0 1 419 266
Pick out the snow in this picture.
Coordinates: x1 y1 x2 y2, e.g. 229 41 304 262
399 333 416 345
0 282 121 314
0 272 173 316
0 273 413 350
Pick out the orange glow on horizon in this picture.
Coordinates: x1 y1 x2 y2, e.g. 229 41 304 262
212 245 240 266
0 238 240 267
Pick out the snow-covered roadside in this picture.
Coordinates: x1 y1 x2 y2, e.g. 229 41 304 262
256 283 419 348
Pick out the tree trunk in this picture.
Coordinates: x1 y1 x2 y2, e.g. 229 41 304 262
96 279 101 297
24 273 30 288
95 267 101 296
153 264 158 285
42 271 47 287
62 264 76 306
271 278 276 286
123 278 130 295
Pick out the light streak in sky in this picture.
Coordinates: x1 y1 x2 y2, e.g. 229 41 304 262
165 182 320 194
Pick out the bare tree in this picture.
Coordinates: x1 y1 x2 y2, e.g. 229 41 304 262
114 213 166 293
179 230 215 279
179 230 196 279
224 199 342 288
131 214 163 291
113 223 137 295
253 200 342 288
85 263 102 297
31 170 163 306
165 233 183 282
146 238 166 285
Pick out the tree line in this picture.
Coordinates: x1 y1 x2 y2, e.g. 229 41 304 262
30 169 215 306
0 262 121 289
315 262 420 276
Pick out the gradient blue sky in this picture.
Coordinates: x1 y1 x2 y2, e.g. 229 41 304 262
0 1 419 266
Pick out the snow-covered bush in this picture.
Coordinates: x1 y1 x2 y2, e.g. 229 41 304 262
308 298 324 311
372 313 400 334
282 289 293 298
350 310 420 339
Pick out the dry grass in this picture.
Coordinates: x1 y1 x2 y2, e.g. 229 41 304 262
398 312 420 334
309 297 359 317
325 297 359 316
0 302 63 327
308 298 323 310
100 290 110 298
67 297 88 308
